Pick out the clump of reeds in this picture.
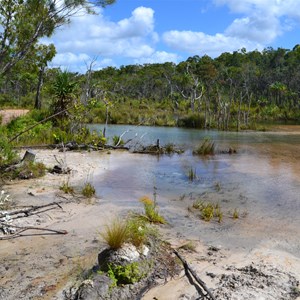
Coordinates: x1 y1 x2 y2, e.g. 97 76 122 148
193 137 215 155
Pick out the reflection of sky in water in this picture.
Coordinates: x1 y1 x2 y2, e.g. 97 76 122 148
91 125 300 249
93 125 300 253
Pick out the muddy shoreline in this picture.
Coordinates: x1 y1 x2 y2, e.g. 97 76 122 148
1 149 300 299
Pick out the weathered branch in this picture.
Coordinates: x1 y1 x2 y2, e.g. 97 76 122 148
0 222 67 240
174 249 216 300
0 202 63 219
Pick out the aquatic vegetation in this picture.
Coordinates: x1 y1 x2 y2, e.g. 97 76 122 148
164 143 175 154
214 181 221 192
192 200 224 223
193 137 215 155
112 135 124 146
188 167 197 181
201 203 215 221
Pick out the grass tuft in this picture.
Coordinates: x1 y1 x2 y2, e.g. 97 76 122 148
101 219 129 250
82 182 96 198
139 196 166 224
193 137 215 155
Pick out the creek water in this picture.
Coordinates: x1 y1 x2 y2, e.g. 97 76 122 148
89 124 300 255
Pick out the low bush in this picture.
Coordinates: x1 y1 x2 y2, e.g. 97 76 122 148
107 262 147 286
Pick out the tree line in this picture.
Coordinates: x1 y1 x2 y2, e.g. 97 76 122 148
1 1 299 130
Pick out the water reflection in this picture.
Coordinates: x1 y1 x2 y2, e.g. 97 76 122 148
90 124 300 253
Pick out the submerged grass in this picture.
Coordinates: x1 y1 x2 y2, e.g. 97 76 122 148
193 137 215 155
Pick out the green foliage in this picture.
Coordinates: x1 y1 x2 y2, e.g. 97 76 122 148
112 135 124 146
107 262 146 286
51 70 78 118
101 219 129 250
192 200 223 223
59 181 74 194
126 216 153 248
0 131 17 167
193 137 215 155
201 203 215 221
164 143 175 154
177 113 205 128
139 196 166 224
81 182 96 198
8 161 46 180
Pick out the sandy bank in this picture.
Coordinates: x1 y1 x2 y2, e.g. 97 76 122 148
0 149 299 299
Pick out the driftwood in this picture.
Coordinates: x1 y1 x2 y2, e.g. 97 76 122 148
0 202 63 220
174 249 216 300
0 202 67 239
0 222 67 240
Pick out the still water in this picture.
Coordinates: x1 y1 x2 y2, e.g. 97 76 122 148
89 124 300 253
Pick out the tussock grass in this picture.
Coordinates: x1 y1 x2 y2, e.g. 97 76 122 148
101 219 129 250
82 182 96 198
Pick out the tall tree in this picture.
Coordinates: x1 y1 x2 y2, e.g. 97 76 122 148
0 0 116 76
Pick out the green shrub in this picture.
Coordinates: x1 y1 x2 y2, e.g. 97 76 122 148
177 113 205 128
107 262 146 286
0 133 17 167
126 217 149 247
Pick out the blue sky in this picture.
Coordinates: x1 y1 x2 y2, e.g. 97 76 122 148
47 0 300 72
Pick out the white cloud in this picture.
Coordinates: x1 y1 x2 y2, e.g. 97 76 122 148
163 31 263 57
50 6 157 61
134 51 180 65
46 0 300 71
163 0 300 57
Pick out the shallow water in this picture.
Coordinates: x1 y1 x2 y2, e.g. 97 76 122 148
90 124 300 255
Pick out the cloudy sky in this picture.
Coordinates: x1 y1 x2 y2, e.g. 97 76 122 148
47 0 300 72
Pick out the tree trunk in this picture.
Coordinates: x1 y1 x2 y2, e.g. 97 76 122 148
34 66 45 109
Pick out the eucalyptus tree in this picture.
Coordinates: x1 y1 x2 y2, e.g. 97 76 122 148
176 56 205 113
0 0 116 76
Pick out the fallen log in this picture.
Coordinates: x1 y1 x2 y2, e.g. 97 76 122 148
173 249 216 300
0 202 63 219
0 222 67 240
